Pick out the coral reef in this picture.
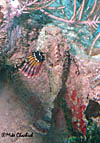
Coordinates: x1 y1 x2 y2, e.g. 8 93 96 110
65 90 86 135
0 1 100 143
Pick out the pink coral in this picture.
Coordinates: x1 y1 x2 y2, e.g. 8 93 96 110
65 90 86 135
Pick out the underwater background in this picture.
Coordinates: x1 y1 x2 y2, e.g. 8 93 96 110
0 0 100 143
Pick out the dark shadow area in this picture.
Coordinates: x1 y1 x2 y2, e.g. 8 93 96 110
85 100 100 120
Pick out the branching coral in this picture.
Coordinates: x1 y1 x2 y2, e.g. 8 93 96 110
39 0 100 56
1 0 100 57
